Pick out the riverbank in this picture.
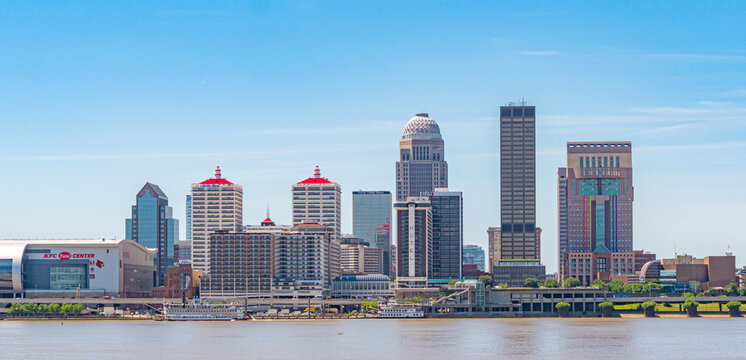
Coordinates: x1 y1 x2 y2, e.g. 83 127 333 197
3 313 744 320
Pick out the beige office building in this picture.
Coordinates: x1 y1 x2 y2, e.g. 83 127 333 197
190 166 243 272
340 237 383 275
395 113 448 201
291 166 342 239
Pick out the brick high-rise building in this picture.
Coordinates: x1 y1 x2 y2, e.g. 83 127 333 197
203 230 274 297
558 142 634 284
189 166 243 273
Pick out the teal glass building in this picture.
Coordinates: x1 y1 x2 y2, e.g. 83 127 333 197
126 183 178 286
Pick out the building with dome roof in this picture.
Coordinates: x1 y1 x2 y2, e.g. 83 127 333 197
395 113 448 201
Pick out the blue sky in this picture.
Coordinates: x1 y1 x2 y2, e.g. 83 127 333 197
1 1 745 272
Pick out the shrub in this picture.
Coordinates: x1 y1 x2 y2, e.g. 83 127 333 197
662 302 671 307
543 278 559 288
726 301 742 310
641 301 657 310
448 280 456 286
524 278 539 288
682 292 694 297
598 302 614 311
497 282 509 289
556 302 571 311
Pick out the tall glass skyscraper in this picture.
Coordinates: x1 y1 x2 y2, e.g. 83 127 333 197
395 113 448 201
494 103 545 286
126 182 178 286
430 189 463 279
352 191 392 276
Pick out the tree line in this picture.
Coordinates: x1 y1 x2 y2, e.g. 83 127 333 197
7 303 83 315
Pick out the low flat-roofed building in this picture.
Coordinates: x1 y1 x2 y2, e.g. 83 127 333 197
331 274 393 298
0 239 155 298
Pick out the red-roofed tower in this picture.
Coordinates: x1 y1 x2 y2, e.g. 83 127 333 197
291 166 342 239
189 166 243 272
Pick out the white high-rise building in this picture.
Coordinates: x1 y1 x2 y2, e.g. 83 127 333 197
291 166 341 239
190 166 243 272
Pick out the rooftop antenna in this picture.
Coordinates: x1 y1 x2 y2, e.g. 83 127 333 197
266 204 270 220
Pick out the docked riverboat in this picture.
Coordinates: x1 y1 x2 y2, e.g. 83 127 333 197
163 302 246 321
379 301 424 318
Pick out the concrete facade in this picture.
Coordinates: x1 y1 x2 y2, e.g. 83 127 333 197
189 166 244 273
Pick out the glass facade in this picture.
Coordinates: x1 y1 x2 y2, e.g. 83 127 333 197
126 183 178 286
50 265 87 290
462 245 485 272
431 191 463 279
352 191 392 276
0 259 12 290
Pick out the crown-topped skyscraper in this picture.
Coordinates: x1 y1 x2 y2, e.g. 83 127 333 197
395 113 448 201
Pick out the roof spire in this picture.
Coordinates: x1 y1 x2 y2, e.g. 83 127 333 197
314 165 321 178
215 166 222 179
266 204 270 219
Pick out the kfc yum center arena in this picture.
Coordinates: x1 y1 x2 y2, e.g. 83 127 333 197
0 239 155 298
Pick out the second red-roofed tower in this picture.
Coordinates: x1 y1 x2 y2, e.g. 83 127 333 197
291 166 342 240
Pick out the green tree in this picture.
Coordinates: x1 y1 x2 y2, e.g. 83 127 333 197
48 303 61 314
8 303 22 315
448 280 456 286
738 287 746 297
39 304 49 314
623 283 644 293
607 279 625 293
682 292 694 297
590 279 606 288
60 303 73 315
496 282 509 289
643 282 662 292
563 277 580 288
478 275 493 287
726 301 742 310
724 283 738 296
524 278 539 288
543 278 559 288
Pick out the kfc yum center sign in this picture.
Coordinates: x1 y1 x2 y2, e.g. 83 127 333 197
43 252 95 261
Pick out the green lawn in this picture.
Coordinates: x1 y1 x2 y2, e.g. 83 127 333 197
614 303 746 312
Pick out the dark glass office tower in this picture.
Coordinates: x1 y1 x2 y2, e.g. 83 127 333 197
126 183 179 286
493 104 545 286
430 189 463 279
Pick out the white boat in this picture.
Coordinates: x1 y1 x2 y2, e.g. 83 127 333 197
379 301 424 318
163 302 247 321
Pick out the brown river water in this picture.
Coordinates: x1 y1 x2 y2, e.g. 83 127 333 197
2 318 743 359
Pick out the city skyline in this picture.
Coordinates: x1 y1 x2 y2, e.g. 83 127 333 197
2 2 745 274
